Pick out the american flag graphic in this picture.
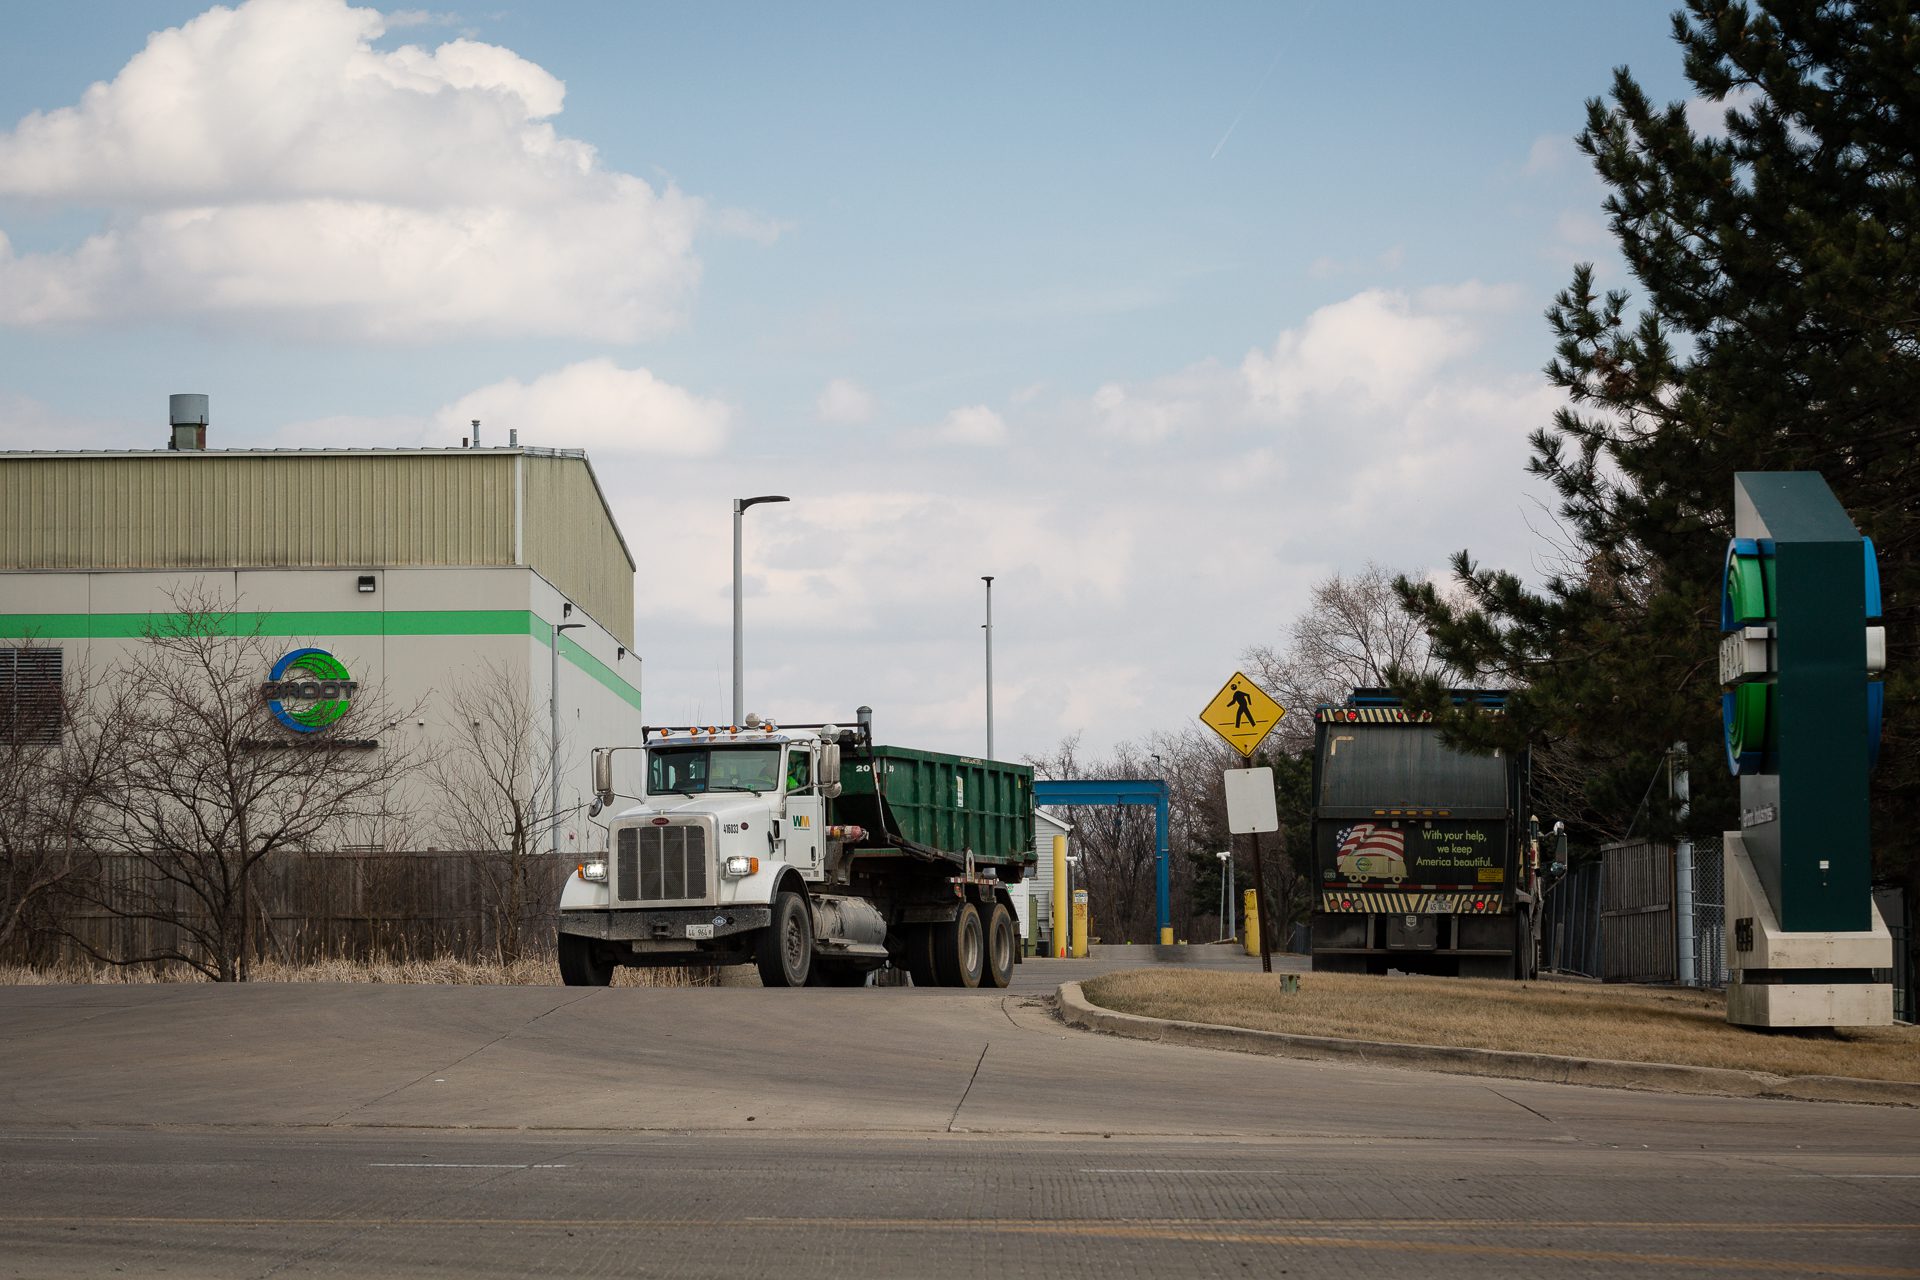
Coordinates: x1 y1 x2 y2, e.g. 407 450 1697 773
1334 823 1408 881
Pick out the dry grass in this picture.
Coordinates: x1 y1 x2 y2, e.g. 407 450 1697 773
1082 968 1920 1083
0 956 713 987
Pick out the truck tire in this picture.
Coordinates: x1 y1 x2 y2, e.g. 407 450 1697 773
902 925 938 988
984 903 1016 989
1515 910 1537 981
756 891 813 988
558 933 614 987
933 903 985 988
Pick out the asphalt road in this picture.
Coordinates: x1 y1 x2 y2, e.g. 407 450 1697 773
2 949 1916 1279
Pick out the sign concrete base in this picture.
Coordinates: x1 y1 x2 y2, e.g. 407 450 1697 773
1724 832 1893 1028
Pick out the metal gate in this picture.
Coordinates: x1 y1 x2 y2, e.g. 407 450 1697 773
1601 840 1675 984
1540 860 1603 979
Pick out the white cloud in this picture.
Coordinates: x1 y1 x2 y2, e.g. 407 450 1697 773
929 405 1007 447
1684 85 1763 140
0 0 704 341
1523 134 1572 176
1552 209 1612 256
1305 244 1404 281
436 359 730 455
0 394 126 451
1415 280 1526 314
1241 289 1477 419
815 378 875 425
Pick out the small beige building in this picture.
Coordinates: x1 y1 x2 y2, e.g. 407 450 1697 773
0 397 644 855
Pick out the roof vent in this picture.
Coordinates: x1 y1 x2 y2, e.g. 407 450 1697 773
168 394 208 451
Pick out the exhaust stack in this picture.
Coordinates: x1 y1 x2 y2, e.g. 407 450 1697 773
168 394 208 451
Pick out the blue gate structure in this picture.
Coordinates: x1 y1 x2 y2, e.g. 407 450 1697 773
1034 779 1173 945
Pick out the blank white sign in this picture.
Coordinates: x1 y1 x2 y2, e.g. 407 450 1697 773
1223 767 1278 834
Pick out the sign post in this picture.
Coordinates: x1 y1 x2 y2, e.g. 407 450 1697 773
1224 766 1281 972
1200 671 1287 974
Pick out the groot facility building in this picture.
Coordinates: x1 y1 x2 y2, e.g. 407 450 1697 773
0 396 643 856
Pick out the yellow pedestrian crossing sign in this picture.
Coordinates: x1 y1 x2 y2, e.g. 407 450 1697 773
1199 671 1286 758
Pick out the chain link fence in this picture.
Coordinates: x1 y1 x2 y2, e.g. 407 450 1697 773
1685 836 1726 989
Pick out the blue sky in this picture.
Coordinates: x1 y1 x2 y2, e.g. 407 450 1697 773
0 0 1698 760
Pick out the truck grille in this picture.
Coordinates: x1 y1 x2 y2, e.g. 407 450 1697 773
615 824 709 903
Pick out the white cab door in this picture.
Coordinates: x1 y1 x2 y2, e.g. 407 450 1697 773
784 795 824 880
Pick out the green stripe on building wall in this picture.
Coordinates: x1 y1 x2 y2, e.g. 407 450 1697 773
0 609 641 711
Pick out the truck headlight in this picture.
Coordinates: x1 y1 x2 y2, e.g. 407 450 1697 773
578 860 608 883
722 855 759 879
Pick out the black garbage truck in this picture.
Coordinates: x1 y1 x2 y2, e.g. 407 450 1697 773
1308 688 1543 978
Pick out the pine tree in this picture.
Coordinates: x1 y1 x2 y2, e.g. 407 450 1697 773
1396 1 1918 893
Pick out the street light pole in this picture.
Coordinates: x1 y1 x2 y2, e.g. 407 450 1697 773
732 495 790 725
551 613 585 856
981 575 994 760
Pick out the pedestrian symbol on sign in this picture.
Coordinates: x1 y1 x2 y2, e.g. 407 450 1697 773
1229 682 1255 728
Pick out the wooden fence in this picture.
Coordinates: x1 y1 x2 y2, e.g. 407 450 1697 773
8 850 570 967
1600 839 1676 984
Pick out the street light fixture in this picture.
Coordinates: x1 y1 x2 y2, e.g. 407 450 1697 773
551 613 586 855
733 495 790 725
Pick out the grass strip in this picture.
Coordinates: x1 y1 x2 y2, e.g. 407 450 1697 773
1081 968 1920 1083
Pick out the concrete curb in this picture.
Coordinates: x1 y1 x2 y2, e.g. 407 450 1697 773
1055 981 1920 1107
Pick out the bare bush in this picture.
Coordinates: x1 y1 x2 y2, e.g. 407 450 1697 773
67 589 421 981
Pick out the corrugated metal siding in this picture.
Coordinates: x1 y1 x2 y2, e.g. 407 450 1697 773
0 454 516 570
520 454 635 647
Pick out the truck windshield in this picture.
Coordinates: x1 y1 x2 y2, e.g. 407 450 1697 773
647 745 782 794
1319 725 1508 810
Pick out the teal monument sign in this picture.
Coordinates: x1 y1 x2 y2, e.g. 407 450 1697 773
1719 472 1892 1026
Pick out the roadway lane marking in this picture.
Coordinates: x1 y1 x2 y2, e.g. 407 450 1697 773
367 1163 571 1169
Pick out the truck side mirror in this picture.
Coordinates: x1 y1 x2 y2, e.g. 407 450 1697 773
819 743 843 798
592 749 613 809
1554 830 1569 861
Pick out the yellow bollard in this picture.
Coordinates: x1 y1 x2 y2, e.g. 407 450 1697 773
1052 835 1068 958
1160 926 1174 945
1243 888 1260 958
1071 890 1089 958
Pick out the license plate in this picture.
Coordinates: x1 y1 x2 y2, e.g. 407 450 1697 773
685 923 714 940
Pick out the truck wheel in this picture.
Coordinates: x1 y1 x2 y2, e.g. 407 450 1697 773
933 903 985 988
756 891 813 988
902 926 938 987
558 933 614 987
984 903 1016 989
1515 910 1537 981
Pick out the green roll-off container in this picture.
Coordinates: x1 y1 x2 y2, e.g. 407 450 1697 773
832 745 1035 868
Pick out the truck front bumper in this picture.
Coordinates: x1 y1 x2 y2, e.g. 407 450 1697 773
560 906 772 943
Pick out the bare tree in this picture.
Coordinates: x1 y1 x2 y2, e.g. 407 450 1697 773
1243 561 1449 751
421 660 558 963
71 589 420 980
0 645 133 959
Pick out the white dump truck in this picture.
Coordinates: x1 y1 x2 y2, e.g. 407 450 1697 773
558 708 1036 988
